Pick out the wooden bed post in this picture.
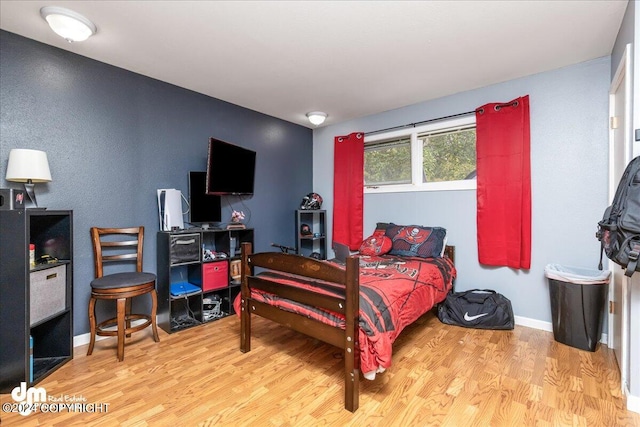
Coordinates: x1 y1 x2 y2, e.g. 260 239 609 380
344 255 360 412
240 242 252 353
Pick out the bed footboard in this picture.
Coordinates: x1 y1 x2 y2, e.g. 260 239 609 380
239 242 360 412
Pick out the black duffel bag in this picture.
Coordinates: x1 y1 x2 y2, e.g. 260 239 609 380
437 289 514 330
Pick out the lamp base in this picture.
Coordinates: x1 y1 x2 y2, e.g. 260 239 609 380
23 182 39 209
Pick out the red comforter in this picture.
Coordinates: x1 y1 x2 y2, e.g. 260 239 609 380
234 255 456 377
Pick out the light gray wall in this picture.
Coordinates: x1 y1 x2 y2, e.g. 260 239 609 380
0 31 313 335
612 0 634 79
313 57 610 325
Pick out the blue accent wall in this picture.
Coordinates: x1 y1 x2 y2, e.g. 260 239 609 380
0 30 312 335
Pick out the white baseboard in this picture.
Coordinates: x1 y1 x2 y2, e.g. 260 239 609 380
514 315 553 332
73 332 100 348
626 386 640 414
514 315 608 345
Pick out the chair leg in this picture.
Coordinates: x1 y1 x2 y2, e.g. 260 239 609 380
125 297 132 338
150 289 160 342
87 295 97 356
116 297 126 362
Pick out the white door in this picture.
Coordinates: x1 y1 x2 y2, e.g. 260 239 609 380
609 44 632 391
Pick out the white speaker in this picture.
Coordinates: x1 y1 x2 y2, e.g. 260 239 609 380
157 189 184 231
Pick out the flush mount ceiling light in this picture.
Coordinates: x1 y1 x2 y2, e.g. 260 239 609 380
40 6 96 42
306 112 327 126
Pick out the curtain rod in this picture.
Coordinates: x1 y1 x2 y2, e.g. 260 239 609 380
364 110 475 137
364 100 519 137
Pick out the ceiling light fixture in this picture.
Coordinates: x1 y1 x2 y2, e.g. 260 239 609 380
306 112 327 126
40 6 96 42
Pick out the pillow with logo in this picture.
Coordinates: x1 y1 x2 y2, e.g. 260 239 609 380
359 230 393 256
385 223 447 258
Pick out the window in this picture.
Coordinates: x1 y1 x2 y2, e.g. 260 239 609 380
364 115 476 193
420 126 477 183
363 137 411 185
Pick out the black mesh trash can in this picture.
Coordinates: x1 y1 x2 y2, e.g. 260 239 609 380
545 264 610 352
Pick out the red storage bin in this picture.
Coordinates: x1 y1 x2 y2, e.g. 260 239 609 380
202 261 229 291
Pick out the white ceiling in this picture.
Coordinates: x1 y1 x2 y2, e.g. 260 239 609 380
0 1 628 128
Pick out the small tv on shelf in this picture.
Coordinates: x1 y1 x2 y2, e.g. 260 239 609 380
206 138 256 195
189 171 222 225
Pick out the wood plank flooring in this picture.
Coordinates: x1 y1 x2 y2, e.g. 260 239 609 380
1 311 639 426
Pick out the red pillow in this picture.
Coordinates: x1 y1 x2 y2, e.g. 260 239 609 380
359 232 392 256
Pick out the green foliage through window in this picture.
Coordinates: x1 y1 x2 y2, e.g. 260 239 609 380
421 127 476 182
364 138 411 185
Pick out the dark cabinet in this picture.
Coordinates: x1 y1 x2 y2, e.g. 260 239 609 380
0 210 73 392
295 209 327 259
157 228 253 333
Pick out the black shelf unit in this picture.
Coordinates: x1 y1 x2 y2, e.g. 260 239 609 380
295 209 327 259
157 228 253 333
0 209 73 393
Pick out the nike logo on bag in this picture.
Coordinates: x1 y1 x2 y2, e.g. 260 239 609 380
464 312 489 321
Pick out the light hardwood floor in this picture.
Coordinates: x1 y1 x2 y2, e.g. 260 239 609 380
1 312 639 426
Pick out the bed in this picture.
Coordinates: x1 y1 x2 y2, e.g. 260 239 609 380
235 238 456 412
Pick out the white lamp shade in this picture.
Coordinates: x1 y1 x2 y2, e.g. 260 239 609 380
5 149 52 183
40 6 96 42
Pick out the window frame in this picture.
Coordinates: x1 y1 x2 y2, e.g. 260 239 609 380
364 115 477 194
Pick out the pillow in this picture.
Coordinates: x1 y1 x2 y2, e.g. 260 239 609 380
359 232 392 256
385 223 447 258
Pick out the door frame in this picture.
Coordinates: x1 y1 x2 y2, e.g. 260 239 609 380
608 43 632 392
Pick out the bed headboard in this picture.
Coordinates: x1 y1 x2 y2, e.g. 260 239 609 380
443 245 455 265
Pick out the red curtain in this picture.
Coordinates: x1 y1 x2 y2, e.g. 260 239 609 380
333 132 364 250
475 95 531 269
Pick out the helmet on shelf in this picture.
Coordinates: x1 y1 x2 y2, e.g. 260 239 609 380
300 193 323 210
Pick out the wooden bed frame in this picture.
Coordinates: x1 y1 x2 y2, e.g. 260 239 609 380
239 242 455 412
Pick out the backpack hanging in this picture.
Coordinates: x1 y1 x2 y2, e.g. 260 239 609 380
596 156 640 277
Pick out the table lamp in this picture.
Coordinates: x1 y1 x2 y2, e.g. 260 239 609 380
5 149 52 208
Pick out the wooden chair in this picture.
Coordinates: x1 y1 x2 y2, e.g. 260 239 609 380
87 226 159 361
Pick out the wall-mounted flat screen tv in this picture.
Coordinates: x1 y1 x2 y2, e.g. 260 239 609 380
189 171 222 224
206 138 256 195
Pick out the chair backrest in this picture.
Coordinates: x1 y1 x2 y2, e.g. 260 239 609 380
90 227 145 278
